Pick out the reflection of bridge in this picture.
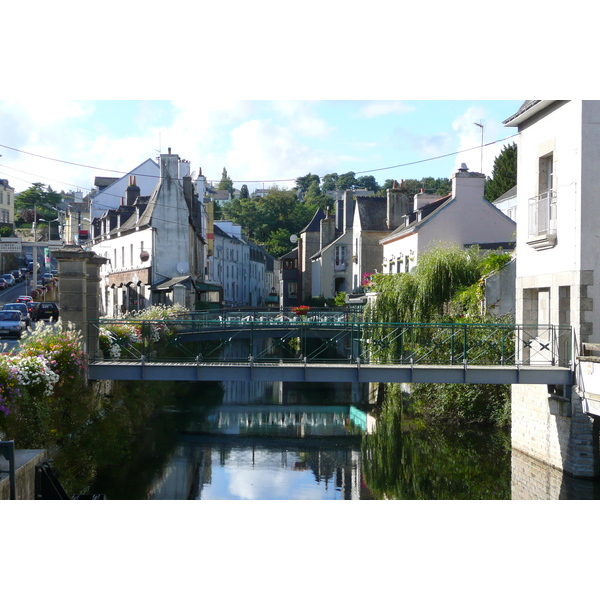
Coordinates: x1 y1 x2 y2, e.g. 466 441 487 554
87 309 573 385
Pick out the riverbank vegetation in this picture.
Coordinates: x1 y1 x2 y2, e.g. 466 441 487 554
0 305 217 496
364 243 514 428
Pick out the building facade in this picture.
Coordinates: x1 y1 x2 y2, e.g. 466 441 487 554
504 100 600 478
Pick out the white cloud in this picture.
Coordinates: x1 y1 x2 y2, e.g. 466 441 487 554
451 105 514 177
357 101 415 119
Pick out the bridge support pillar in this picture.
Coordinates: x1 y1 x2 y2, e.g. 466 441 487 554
53 247 108 358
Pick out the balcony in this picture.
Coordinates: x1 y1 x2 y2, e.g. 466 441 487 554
527 190 557 250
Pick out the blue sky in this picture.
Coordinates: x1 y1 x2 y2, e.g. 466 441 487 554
0 99 522 196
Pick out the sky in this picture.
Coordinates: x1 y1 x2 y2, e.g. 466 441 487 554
0 99 523 198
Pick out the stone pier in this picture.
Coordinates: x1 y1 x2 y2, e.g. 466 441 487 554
52 247 107 358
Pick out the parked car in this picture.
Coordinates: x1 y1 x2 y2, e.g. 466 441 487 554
3 303 31 328
16 295 33 303
1 274 15 286
10 270 23 283
0 310 26 339
42 272 54 284
0 279 7 291
25 301 38 316
30 301 59 322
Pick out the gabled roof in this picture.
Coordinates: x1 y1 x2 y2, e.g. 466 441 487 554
355 196 386 231
379 193 452 243
493 185 517 203
503 100 562 127
300 207 327 233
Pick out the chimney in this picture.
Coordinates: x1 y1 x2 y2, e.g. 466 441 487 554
451 163 485 202
126 175 140 206
342 190 355 233
160 150 179 180
386 180 411 229
320 215 336 250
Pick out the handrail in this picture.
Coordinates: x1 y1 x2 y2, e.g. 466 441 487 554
89 318 573 369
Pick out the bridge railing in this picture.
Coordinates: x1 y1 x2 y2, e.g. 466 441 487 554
88 317 572 369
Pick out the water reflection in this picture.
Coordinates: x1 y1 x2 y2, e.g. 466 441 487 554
146 379 374 500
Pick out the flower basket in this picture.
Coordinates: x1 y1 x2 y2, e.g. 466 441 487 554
292 305 311 316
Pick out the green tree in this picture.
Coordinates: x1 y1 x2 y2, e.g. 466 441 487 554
218 167 234 195
15 182 63 223
239 184 249 199
356 175 380 192
484 143 517 202
336 171 357 190
322 173 338 192
296 173 320 193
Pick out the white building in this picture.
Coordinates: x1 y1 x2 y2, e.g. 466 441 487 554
90 158 160 220
91 150 208 315
379 165 516 274
504 100 600 479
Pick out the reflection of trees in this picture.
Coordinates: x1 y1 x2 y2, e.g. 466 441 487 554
361 391 511 500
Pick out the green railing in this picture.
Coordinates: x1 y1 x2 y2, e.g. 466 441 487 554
89 312 572 369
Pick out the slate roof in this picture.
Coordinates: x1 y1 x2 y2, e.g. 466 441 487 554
502 100 541 125
355 196 387 231
380 193 452 243
493 185 517 203
300 207 327 233
95 176 120 189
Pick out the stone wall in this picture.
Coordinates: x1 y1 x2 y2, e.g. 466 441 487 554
511 383 597 478
0 449 48 500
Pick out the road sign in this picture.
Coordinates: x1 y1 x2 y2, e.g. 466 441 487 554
47 240 65 248
0 237 22 253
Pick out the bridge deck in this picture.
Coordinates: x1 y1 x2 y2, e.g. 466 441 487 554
88 361 573 385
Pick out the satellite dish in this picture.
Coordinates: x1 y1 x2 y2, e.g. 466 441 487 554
176 261 189 274
290 234 298 244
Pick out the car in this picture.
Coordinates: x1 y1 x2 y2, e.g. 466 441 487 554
25 301 38 316
0 279 7 290
42 272 54 284
16 296 33 303
0 310 26 338
51 269 58 277
1 274 15 286
3 303 31 328
10 270 23 283
30 301 59 322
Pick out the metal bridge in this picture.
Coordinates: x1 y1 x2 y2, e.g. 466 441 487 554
87 308 573 385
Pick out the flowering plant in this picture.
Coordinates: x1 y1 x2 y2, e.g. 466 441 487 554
362 273 374 288
292 305 311 315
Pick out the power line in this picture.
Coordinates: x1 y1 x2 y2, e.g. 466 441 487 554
0 132 518 186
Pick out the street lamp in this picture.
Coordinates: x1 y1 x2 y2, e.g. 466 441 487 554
38 218 59 242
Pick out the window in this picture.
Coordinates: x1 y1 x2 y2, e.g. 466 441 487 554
528 153 557 248
288 282 297 298
334 245 347 270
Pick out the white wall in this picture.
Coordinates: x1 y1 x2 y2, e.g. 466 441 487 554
92 159 159 219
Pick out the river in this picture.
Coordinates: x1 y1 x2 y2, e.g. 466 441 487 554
85 373 600 500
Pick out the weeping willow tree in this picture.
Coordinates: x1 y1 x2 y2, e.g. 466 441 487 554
365 243 484 324
363 243 513 427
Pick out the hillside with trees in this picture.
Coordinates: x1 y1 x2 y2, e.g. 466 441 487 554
221 168 452 257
